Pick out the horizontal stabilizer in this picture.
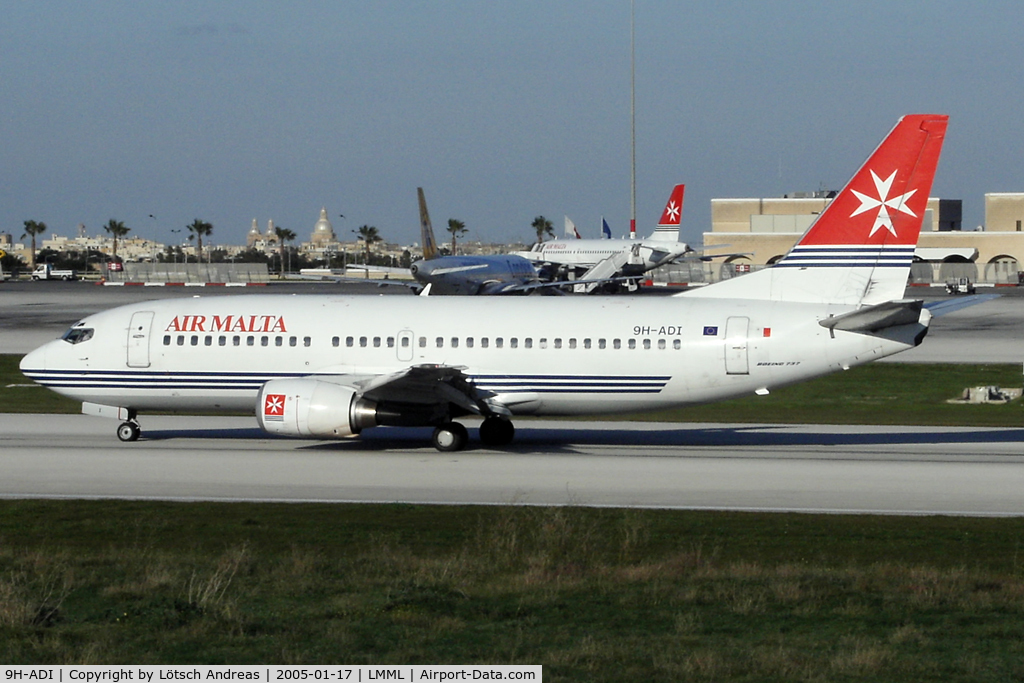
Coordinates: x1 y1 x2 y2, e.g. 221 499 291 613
819 299 923 333
924 294 999 317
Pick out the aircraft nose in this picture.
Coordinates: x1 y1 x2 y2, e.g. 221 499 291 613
19 342 48 375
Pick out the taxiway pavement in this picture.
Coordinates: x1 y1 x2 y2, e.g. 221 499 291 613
3 414 1023 515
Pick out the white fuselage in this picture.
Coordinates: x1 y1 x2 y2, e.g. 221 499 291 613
20 293 922 417
516 238 690 272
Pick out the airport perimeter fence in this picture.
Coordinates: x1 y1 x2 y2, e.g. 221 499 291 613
108 263 271 284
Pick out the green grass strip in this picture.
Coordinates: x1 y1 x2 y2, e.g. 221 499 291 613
0 500 1023 679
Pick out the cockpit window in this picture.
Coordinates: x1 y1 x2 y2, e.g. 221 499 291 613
61 327 94 344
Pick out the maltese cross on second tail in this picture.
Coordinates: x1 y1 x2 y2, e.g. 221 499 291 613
850 169 918 237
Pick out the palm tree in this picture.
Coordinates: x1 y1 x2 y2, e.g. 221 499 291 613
446 218 467 256
531 215 554 244
273 226 297 277
20 220 47 268
186 219 213 262
103 219 131 262
356 225 381 278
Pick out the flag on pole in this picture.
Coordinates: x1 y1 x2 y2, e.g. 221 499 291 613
602 218 612 239
564 216 581 239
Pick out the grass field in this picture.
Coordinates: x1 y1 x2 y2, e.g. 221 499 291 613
1 501 1024 679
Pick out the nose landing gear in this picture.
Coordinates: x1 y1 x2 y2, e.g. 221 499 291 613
116 420 141 442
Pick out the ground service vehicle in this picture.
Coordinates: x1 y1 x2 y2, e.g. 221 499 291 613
32 264 78 281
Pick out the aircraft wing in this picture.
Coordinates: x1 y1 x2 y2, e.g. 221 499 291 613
318 364 511 417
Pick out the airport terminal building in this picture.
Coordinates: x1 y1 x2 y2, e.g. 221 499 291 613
699 192 1024 285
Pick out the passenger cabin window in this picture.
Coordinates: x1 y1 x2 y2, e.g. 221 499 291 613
233 336 240 346
419 337 427 348
510 338 518 349
177 336 185 346
261 336 269 347
436 337 444 348
673 339 681 350
359 337 368 348
466 338 474 348
247 336 255 346
584 339 591 349
191 335 199 346
598 339 606 349
289 336 297 347
373 337 381 348
332 336 340 347
496 338 504 348
524 338 533 349
304 336 311 347
163 335 171 346
481 338 489 348
451 337 459 348
346 336 354 347
204 335 212 346
219 335 226 346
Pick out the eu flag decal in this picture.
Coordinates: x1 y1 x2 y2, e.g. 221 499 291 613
703 326 719 336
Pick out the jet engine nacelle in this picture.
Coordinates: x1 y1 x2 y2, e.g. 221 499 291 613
256 378 379 438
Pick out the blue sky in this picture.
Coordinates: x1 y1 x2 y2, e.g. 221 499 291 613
3 1 1023 249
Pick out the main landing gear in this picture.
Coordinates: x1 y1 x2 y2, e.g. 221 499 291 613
432 422 469 452
116 420 141 442
431 417 515 452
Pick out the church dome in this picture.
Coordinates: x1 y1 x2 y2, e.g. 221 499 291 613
311 207 335 243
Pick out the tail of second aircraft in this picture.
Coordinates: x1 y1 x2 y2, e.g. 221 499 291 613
650 184 685 242
688 114 948 306
418 187 439 260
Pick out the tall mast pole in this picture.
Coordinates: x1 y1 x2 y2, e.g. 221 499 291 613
630 0 637 239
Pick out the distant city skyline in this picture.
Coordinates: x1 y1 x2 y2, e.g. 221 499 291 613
4 2 1024 247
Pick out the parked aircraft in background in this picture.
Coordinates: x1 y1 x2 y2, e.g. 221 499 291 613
409 188 550 295
515 184 693 291
22 115 963 453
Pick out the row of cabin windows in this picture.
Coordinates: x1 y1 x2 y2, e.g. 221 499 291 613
163 334 312 348
160 333 686 351
330 336 684 351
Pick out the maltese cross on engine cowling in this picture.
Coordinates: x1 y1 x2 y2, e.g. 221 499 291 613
850 169 918 238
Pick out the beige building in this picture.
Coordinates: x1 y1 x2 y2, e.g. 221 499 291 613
702 193 1024 284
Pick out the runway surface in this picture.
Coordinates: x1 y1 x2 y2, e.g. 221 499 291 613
4 414 1023 516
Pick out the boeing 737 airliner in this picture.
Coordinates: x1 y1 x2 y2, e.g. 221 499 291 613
22 115 953 451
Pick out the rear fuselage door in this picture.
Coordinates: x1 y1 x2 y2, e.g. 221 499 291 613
724 316 750 375
127 311 155 368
